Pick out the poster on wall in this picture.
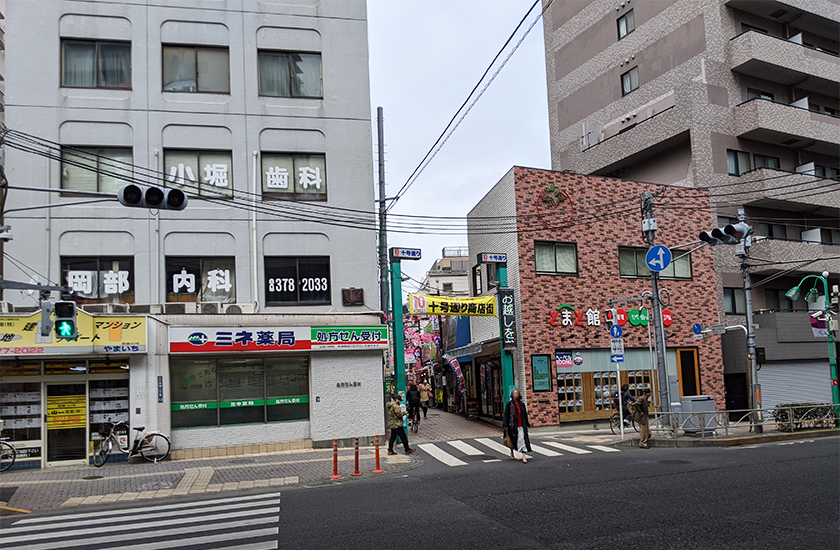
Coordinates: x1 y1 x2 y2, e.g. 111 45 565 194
556 351 574 369
531 355 552 391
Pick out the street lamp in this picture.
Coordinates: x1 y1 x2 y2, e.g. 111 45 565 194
785 271 839 421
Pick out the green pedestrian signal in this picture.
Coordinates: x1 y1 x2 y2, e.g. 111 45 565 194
53 301 78 339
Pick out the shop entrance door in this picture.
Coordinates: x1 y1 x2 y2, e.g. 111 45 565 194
677 348 701 397
46 383 88 465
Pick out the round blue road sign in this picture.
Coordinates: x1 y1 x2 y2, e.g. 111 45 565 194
609 325 623 338
645 245 672 272
692 323 702 335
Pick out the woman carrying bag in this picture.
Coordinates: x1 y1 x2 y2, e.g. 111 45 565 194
502 388 532 463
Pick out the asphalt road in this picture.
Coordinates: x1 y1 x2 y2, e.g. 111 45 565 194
2 437 837 550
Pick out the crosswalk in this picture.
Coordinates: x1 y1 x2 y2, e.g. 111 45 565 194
415 438 620 467
0 492 281 550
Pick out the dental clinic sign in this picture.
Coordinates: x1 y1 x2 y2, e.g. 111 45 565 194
169 326 387 353
547 305 673 329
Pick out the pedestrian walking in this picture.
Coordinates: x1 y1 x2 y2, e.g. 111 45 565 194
418 378 432 418
386 394 415 455
502 389 532 463
633 388 652 449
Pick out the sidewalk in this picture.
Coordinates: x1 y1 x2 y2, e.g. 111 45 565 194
0 444 418 514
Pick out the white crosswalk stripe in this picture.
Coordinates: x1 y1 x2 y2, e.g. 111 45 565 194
414 438 619 467
0 492 281 550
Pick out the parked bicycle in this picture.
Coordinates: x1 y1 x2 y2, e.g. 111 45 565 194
92 421 171 467
0 437 16 472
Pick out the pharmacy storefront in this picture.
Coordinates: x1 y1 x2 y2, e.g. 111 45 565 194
0 311 146 470
165 322 388 451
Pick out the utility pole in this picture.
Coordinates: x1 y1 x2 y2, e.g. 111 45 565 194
736 208 762 432
377 107 389 317
641 190 672 415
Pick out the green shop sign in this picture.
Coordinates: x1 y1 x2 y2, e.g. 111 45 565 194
172 401 218 411
311 326 387 349
220 399 265 408
268 396 309 406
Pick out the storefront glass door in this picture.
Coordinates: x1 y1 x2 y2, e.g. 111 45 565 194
46 383 88 464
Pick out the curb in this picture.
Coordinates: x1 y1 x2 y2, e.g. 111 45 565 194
614 428 839 447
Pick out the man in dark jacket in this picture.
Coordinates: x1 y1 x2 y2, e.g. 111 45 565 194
406 383 422 425
633 388 652 448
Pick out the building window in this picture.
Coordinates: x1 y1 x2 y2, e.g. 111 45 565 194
258 51 322 98
813 166 838 179
261 153 326 200
62 257 134 304
753 154 780 170
760 223 786 240
265 257 331 305
741 23 767 34
162 45 229 93
727 149 751 175
61 147 132 194
165 257 236 303
169 356 310 429
621 66 639 96
617 9 635 39
724 287 746 314
764 289 793 312
486 262 500 289
717 216 738 227
61 40 131 88
618 247 691 280
825 107 838 117
472 265 482 296
747 88 774 101
535 242 577 275
821 228 840 245
164 150 233 198
442 283 453 292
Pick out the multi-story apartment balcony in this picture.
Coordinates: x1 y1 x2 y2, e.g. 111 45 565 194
709 168 840 211
729 30 840 97
724 0 840 34
748 237 840 275
733 97 840 156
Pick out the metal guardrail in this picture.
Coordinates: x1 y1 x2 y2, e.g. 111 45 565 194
639 403 838 439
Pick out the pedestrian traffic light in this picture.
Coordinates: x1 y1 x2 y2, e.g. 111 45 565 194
39 301 53 337
604 308 618 327
53 301 77 339
118 184 187 210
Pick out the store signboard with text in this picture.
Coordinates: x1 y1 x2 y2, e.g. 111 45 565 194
0 311 146 356
409 294 496 316
168 326 387 353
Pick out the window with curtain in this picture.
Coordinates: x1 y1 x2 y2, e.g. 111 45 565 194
724 288 746 314
163 150 233 198
162 45 230 93
258 51 322 98
617 10 635 39
753 154 780 170
261 153 327 200
618 247 691 280
621 66 639 96
726 149 751 175
61 40 131 88
61 147 133 194
534 242 577 275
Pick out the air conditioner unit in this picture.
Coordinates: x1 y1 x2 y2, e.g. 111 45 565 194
164 302 198 314
0 301 12 313
82 303 128 314
223 303 257 314
199 302 223 314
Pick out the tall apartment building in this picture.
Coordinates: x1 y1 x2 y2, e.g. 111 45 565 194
543 0 839 410
0 1 384 469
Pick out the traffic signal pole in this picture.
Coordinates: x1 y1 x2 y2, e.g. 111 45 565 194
642 191 672 416
735 208 762 432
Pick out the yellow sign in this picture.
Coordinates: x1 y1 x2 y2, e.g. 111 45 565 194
46 394 86 430
0 310 146 356
409 294 496 317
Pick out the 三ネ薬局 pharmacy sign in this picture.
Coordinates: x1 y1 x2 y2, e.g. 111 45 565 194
168 326 388 353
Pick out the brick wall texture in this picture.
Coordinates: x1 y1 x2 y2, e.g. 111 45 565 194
511 167 725 426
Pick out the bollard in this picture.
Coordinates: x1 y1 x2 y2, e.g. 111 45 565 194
329 439 341 479
351 437 363 476
372 434 384 473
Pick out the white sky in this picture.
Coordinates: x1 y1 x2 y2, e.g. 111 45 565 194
367 0 551 296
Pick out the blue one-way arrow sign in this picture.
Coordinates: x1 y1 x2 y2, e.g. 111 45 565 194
610 354 624 363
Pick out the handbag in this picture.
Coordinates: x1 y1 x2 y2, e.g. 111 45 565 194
502 428 514 450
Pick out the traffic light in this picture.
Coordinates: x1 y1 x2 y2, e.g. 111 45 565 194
700 222 752 246
604 308 618 327
39 301 53 337
118 184 187 210
54 301 77 339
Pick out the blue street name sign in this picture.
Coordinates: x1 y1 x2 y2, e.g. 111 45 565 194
609 325 623 339
390 247 422 260
692 323 703 335
610 354 624 363
645 245 672 272
478 253 507 263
